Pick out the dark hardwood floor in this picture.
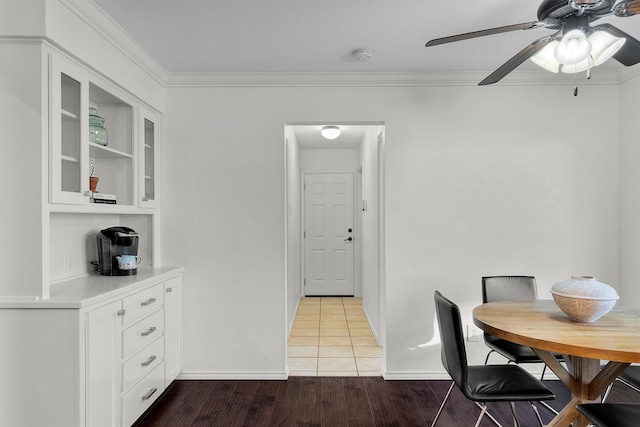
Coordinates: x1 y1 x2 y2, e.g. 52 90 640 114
133 377 636 426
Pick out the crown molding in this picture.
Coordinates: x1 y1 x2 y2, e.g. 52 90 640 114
617 65 640 84
163 69 626 88
61 0 167 86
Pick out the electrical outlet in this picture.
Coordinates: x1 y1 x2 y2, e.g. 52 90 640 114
466 324 481 342
64 255 74 275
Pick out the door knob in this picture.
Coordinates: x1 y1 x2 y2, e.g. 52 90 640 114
344 237 353 242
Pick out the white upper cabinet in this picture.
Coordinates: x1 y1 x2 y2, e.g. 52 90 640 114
48 53 158 211
139 107 159 208
49 55 90 204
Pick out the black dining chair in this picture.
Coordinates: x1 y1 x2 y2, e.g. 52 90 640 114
482 276 564 380
432 291 555 427
602 365 640 401
577 403 640 427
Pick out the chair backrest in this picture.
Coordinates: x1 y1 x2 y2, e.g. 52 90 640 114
482 276 537 304
434 291 468 390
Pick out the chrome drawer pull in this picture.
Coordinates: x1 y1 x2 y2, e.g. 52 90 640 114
141 387 158 401
141 355 157 367
141 297 156 306
166 287 173 293
141 326 157 337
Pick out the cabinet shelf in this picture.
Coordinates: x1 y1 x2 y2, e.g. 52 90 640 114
61 109 79 120
48 202 146 215
89 142 133 159
61 154 79 163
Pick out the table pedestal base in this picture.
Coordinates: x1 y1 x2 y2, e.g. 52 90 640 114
533 350 630 427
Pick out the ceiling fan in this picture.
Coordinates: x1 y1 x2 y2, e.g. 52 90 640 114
426 0 640 85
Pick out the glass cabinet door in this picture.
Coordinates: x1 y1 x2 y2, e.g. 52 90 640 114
49 55 89 204
139 107 159 208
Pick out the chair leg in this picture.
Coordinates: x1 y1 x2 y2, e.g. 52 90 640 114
484 350 495 365
602 381 614 402
431 381 454 427
474 402 504 427
603 376 640 402
529 401 545 427
539 400 558 416
508 402 521 427
618 377 640 394
475 403 488 427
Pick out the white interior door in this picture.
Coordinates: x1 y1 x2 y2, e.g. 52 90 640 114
304 173 354 296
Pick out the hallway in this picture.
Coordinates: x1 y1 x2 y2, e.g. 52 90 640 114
287 297 382 376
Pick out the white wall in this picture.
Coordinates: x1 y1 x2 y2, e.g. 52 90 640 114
300 148 359 171
359 127 382 343
285 128 301 333
619 73 640 308
0 42 45 297
162 81 621 378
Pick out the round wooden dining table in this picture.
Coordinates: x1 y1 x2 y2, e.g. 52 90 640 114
473 300 640 427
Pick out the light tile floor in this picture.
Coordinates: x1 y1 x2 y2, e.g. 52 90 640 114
288 297 382 376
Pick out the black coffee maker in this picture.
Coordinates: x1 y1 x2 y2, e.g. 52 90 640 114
96 226 139 276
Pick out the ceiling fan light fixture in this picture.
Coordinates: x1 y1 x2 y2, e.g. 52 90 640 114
589 30 626 66
555 29 592 65
560 57 592 73
321 125 341 140
531 41 561 72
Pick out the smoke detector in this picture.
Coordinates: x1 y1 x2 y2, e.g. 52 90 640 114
353 49 373 62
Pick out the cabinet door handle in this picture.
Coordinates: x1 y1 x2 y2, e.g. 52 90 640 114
141 326 157 337
141 387 158 401
166 287 173 293
141 297 156 306
141 355 157 367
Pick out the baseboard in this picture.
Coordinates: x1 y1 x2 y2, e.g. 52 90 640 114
361 305 381 346
178 370 289 380
382 371 453 380
287 297 301 336
177 369 554 382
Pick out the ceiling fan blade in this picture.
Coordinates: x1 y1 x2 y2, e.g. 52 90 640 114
596 23 640 66
478 34 558 86
426 22 541 47
613 0 640 17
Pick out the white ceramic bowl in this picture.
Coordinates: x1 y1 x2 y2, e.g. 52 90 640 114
550 292 617 323
550 276 619 323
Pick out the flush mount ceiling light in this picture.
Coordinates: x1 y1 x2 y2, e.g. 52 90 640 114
321 126 341 140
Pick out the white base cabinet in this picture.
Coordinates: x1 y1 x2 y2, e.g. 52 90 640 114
0 268 182 427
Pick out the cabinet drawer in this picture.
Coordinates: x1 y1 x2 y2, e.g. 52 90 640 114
122 309 164 359
122 284 163 328
122 361 165 427
122 337 164 392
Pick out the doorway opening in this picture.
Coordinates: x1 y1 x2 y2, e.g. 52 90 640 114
284 122 386 376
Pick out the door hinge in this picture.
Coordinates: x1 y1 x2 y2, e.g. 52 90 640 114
304 231 306 238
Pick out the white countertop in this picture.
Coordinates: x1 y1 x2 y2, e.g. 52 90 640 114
0 266 183 309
